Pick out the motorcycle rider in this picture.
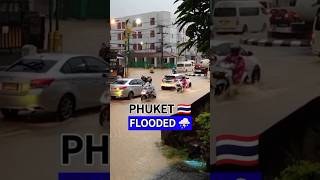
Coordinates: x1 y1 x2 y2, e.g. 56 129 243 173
180 76 188 88
143 78 156 97
222 45 246 85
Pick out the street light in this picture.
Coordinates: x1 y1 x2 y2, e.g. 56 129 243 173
124 18 142 78
140 41 144 45
135 18 142 26
110 18 116 25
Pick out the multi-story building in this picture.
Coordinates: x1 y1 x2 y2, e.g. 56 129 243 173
110 11 196 68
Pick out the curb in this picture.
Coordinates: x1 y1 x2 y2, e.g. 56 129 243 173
240 38 311 47
186 73 207 77
0 66 7 71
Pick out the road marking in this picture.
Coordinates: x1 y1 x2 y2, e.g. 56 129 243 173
291 41 301 47
273 40 283 45
0 127 30 138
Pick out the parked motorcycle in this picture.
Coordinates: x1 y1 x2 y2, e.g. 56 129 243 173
141 87 156 102
99 90 110 130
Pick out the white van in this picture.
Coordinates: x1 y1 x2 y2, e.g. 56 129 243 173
312 12 320 56
213 1 269 33
176 61 194 72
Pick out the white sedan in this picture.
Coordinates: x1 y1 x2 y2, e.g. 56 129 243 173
210 40 261 83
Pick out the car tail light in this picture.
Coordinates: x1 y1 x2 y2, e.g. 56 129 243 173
119 86 127 90
31 79 55 89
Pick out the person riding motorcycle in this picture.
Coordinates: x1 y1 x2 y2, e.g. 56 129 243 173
143 78 156 97
222 45 246 85
180 76 188 88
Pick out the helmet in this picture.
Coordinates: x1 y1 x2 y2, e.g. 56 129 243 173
230 45 241 56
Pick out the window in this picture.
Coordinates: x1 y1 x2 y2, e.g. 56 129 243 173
150 17 155 25
138 32 142 38
150 43 155 50
133 44 137 50
7 59 57 73
122 22 126 29
118 33 122 40
239 8 259 16
117 22 121 29
150 30 155 38
185 64 192 67
138 44 142 50
132 32 137 39
289 0 297 7
137 79 145 85
129 80 138 85
118 44 122 47
214 8 236 17
315 16 320 31
113 80 128 85
60 62 72 73
83 57 108 73
66 58 87 73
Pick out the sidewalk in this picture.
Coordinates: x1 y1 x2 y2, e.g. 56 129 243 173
240 38 311 47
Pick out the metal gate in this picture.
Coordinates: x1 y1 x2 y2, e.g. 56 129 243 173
0 0 45 51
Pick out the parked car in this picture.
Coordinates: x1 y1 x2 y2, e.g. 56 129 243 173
110 78 145 99
0 53 109 120
176 61 194 73
210 40 261 83
161 74 192 90
213 0 269 33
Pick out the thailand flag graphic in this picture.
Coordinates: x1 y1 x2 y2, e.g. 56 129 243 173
177 104 191 115
216 135 259 166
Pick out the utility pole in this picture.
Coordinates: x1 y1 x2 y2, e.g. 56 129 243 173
157 25 168 68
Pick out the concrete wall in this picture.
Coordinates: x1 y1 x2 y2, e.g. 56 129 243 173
44 19 109 55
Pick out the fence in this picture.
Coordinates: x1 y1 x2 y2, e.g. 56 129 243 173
128 61 175 69
0 25 22 49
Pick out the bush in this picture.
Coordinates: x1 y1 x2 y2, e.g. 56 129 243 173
195 112 211 165
275 161 320 180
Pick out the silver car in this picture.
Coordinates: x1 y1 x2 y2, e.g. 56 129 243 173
0 53 109 120
110 78 145 99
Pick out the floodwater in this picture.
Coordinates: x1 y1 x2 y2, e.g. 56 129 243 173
110 68 210 180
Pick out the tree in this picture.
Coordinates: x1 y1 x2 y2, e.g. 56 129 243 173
174 0 211 55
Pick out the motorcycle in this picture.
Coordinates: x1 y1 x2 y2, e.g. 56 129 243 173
212 63 234 96
176 81 184 93
141 86 156 102
99 90 110 130
212 62 247 96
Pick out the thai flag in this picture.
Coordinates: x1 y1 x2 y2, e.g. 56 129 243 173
177 104 191 115
216 135 259 166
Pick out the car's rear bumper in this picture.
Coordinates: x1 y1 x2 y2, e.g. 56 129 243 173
0 94 45 111
161 83 176 88
110 90 128 98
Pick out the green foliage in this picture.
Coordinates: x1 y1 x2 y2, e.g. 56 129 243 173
195 112 211 147
174 0 211 54
160 144 189 160
275 161 320 180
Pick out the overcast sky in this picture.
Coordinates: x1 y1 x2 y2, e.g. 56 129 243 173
110 0 181 18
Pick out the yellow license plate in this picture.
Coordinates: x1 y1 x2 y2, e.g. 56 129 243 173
2 83 19 91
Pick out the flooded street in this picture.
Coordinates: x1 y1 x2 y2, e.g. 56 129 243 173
212 45 320 136
110 69 210 180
